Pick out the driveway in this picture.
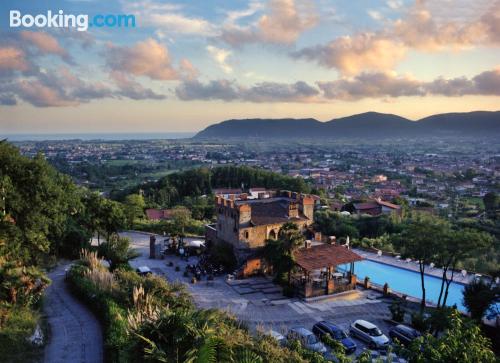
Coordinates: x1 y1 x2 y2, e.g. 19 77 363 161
43 263 103 363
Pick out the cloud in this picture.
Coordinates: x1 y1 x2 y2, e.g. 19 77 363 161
426 68 500 96
478 1 500 44
122 0 217 35
109 71 166 100
14 79 80 107
258 0 317 43
292 0 499 74
0 47 31 73
206 45 233 74
179 59 199 80
3 65 168 107
11 68 114 107
393 4 490 51
368 10 383 21
175 79 320 102
0 93 17 105
318 72 423 100
20 31 69 58
105 38 179 80
224 1 264 25
318 68 500 100
292 33 406 75
243 81 319 102
176 80 239 101
386 0 403 10
220 0 317 46
472 68 500 95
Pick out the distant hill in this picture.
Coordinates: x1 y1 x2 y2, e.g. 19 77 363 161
194 111 500 139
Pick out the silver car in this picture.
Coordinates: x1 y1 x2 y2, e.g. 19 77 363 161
287 327 327 354
350 320 389 350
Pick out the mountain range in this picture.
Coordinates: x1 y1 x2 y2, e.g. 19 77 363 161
194 111 500 139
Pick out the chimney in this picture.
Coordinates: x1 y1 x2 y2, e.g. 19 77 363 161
288 202 298 218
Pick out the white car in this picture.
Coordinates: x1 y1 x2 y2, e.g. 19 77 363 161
265 330 287 346
350 320 389 350
287 327 327 354
136 266 152 276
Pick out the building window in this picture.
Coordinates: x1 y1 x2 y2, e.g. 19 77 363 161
269 230 277 240
245 231 249 239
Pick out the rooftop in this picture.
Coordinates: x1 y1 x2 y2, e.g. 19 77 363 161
294 244 363 271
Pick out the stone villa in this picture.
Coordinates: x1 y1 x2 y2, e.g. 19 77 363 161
206 190 315 262
205 189 363 298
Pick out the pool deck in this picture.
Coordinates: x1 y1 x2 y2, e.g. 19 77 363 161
352 248 475 285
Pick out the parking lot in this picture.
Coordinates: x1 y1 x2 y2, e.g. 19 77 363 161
124 231 402 359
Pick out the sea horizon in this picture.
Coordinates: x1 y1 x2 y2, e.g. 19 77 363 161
1 132 197 141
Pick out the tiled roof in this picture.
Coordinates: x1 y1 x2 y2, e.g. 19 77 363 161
250 200 307 226
294 244 363 271
353 202 379 210
376 200 401 209
145 209 174 220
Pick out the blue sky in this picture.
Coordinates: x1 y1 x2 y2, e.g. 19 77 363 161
0 0 498 133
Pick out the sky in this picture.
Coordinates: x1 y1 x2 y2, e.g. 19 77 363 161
0 0 499 133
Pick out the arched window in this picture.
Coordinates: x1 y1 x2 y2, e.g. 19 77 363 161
269 230 277 240
245 231 249 239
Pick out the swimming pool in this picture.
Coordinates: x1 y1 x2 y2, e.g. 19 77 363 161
339 260 467 311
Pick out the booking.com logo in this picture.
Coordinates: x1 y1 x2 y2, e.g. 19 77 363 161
9 10 135 32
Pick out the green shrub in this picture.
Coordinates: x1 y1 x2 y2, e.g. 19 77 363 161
0 307 41 362
389 300 406 322
411 311 430 333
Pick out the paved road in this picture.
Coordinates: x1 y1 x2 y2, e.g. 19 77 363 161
43 263 103 363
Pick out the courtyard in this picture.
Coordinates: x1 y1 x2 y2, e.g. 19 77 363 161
123 231 400 357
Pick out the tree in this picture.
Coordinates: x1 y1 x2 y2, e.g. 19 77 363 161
263 222 305 285
462 279 497 321
98 234 138 270
314 210 359 239
393 215 447 309
399 310 496 363
80 191 126 244
170 206 192 238
483 192 499 219
99 199 127 242
124 193 146 226
435 228 493 308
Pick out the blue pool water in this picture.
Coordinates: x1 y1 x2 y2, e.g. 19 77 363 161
339 260 467 311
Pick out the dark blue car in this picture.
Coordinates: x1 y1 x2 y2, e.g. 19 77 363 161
312 321 357 355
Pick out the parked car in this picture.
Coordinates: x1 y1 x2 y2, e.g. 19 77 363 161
287 327 327 354
264 330 287 346
136 266 152 276
350 320 389 350
312 321 357 354
389 325 421 346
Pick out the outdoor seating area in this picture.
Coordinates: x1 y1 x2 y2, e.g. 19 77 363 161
291 244 364 298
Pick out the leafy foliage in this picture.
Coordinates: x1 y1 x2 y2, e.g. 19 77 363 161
462 278 498 321
398 311 496 363
98 234 139 271
116 165 311 213
263 222 305 285
67 255 313 363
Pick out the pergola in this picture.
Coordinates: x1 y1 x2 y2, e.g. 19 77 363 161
291 244 364 298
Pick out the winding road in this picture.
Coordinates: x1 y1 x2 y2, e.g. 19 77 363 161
43 263 103 363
